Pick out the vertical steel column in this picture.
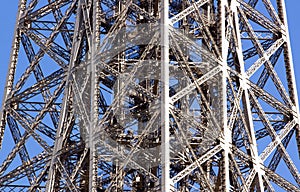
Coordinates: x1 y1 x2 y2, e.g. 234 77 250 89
161 0 170 191
0 0 26 148
231 1 265 190
89 0 100 191
277 0 300 157
220 0 230 191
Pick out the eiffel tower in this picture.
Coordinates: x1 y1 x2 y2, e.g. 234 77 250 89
0 0 300 191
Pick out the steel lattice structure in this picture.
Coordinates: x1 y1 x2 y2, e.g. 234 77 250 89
0 0 300 191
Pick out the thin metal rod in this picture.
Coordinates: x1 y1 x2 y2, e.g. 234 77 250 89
89 1 99 191
161 0 170 191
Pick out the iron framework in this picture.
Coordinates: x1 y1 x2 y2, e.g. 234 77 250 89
0 0 300 191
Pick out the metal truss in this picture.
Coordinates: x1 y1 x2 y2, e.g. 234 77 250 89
0 0 299 191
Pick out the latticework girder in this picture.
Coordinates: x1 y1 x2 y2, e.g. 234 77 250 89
0 0 299 191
